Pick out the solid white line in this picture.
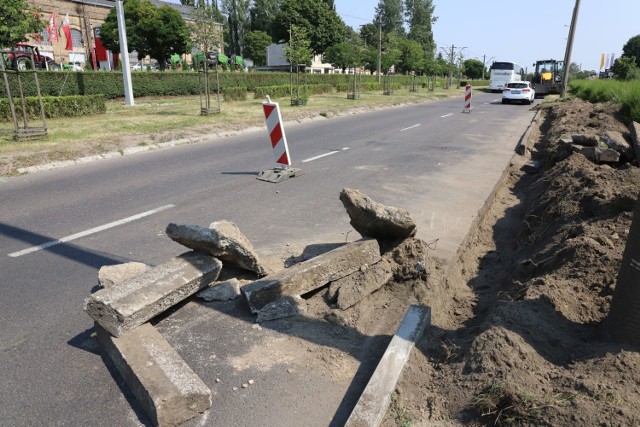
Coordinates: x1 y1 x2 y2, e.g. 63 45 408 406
400 124 421 132
441 113 453 118
301 151 340 163
8 204 175 258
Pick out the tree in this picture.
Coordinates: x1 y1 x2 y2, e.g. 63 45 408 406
622 35 640 68
283 24 311 67
324 41 362 72
463 59 484 79
397 37 424 74
221 0 250 56
100 0 190 70
405 0 436 69
272 0 346 54
243 30 271 65
0 0 45 47
249 0 279 34
190 5 224 57
375 0 405 37
611 56 640 81
380 33 401 74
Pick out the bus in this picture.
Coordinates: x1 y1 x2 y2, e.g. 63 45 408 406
489 61 525 92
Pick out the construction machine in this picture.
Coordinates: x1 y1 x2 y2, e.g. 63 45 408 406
530 59 564 96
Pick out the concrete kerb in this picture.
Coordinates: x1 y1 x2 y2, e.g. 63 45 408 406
345 305 431 427
93 261 213 427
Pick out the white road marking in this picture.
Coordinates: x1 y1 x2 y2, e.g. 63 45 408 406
8 204 175 258
302 151 340 163
400 124 421 132
441 113 453 118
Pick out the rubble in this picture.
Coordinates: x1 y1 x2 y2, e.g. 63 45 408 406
94 261 212 427
84 251 222 337
241 238 381 313
196 278 241 302
256 295 307 323
166 220 267 276
339 188 416 241
326 260 394 310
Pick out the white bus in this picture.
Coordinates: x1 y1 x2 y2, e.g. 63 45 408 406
489 61 524 92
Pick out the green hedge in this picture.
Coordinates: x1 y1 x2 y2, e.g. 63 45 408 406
222 86 247 102
0 94 106 121
0 70 387 99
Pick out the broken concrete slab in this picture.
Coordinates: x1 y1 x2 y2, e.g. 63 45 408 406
84 251 222 337
256 295 307 322
96 325 212 427
196 278 241 302
571 134 599 147
345 305 431 427
327 260 393 310
98 262 149 289
596 148 621 163
166 221 267 276
339 188 416 241
242 238 381 313
95 261 212 427
601 130 633 161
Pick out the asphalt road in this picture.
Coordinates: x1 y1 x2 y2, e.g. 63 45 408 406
0 91 536 425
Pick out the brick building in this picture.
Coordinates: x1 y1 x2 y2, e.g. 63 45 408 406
24 0 213 70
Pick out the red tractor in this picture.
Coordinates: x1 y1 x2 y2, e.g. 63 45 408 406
2 43 60 70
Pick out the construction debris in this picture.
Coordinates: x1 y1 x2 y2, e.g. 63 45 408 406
326 260 394 310
339 188 416 241
256 295 307 323
95 261 212 427
84 251 222 337
166 220 267 276
241 238 381 313
196 278 241 302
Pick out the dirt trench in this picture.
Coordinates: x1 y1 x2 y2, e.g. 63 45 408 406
369 98 640 426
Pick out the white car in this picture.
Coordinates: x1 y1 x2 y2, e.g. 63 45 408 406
502 81 535 105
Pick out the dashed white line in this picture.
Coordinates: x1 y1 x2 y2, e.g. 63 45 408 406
302 150 339 163
8 204 175 258
400 124 421 132
441 113 453 118
301 147 349 163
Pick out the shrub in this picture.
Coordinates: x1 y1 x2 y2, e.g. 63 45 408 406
0 94 106 122
222 86 247 102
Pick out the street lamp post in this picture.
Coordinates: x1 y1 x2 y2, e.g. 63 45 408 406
561 0 581 97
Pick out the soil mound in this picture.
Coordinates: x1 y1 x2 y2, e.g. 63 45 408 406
387 98 640 426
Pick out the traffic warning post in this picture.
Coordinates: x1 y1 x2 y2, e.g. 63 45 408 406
257 96 304 183
462 85 472 113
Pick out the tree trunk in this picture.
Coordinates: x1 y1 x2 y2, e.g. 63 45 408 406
606 192 640 345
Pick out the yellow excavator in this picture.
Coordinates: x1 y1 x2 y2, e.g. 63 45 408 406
531 59 564 96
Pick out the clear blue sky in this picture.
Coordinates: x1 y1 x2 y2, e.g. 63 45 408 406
334 0 640 73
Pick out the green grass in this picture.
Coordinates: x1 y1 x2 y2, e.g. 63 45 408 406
569 78 640 122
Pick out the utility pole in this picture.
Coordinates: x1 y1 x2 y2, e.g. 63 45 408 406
377 16 382 83
115 0 134 106
561 0 580 97
440 45 466 87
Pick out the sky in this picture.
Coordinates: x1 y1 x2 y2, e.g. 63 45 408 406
334 0 640 73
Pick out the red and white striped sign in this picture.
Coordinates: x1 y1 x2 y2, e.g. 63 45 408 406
262 96 291 167
463 85 472 112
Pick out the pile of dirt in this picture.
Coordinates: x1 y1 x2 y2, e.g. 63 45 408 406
378 98 640 426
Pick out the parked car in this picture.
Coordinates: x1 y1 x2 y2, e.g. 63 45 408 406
502 81 535 105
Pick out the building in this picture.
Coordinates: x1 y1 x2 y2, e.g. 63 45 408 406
260 43 336 74
24 0 220 70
